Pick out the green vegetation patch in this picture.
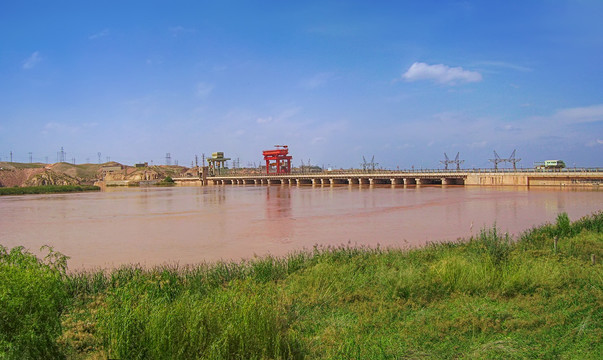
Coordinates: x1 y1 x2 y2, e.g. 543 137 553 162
0 162 45 170
0 246 68 359
155 176 176 186
0 185 100 196
1 212 602 359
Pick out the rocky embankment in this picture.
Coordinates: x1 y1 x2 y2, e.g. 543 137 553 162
0 162 189 187
0 167 45 187
0 162 101 187
24 170 80 186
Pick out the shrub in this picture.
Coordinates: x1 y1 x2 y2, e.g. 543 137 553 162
555 212 571 238
470 226 512 265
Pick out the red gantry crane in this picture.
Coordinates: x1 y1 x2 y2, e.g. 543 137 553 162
263 145 292 174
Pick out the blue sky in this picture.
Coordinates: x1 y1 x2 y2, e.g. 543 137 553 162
1 1 602 168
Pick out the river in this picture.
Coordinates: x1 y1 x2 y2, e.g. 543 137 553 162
0 185 601 270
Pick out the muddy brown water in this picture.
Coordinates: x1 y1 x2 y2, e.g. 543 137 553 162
0 185 601 270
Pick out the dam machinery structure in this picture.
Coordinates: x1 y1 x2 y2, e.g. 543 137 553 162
263 145 292 175
207 152 230 176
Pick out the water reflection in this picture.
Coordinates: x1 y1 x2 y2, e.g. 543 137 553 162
265 187 293 243
204 186 226 206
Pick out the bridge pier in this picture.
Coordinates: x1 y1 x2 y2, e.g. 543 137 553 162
369 178 375 185
415 178 423 185
390 178 401 185
441 178 449 185
403 178 415 185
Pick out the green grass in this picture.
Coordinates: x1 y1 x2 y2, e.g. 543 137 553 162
0 185 100 196
0 162 45 169
1 212 602 359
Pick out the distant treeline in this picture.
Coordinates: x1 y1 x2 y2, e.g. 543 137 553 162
0 185 100 196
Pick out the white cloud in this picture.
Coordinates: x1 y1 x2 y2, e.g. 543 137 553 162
256 116 273 124
467 141 488 148
586 139 603 147
170 26 196 36
22 51 41 69
42 122 97 135
196 82 214 98
402 62 482 85
300 72 333 89
554 104 603 124
475 61 532 72
89 29 109 40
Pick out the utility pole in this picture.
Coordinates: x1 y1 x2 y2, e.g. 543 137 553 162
98 152 102 164
10 151 13 163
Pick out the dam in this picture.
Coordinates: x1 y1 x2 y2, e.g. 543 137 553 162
174 168 603 187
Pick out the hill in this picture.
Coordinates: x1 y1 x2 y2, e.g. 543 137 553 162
0 162 189 187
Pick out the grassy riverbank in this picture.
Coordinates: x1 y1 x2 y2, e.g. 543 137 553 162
0 185 100 196
1 212 602 359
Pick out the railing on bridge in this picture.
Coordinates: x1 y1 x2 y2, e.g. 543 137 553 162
217 167 603 177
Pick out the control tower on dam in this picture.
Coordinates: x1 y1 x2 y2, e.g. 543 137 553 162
174 169 603 187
